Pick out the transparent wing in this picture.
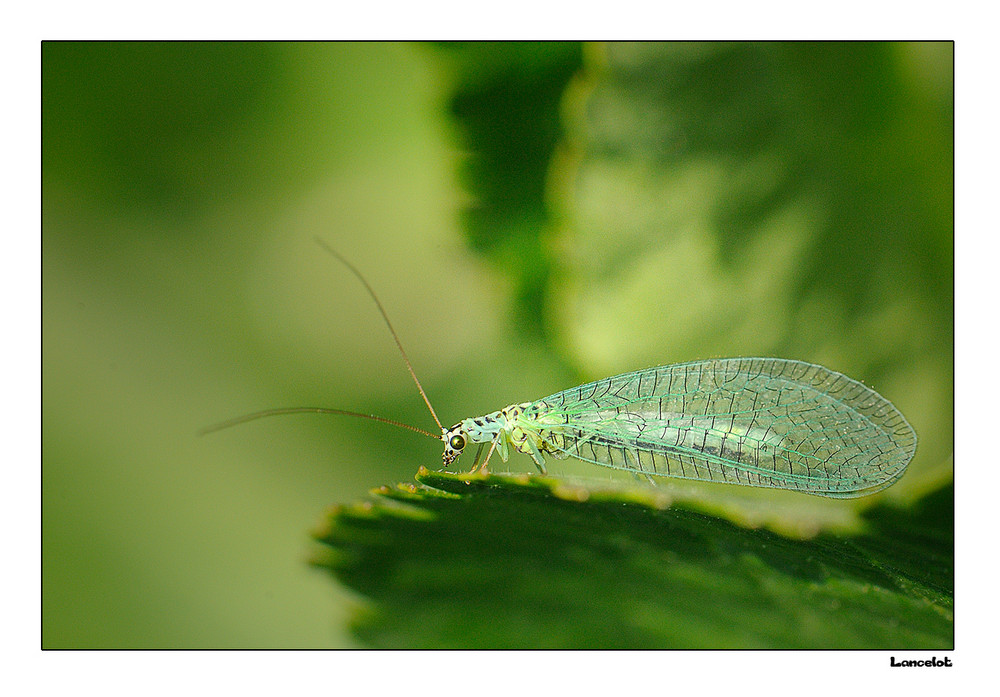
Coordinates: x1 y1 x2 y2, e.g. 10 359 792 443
519 358 917 498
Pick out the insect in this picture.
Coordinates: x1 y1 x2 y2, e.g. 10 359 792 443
203 239 917 498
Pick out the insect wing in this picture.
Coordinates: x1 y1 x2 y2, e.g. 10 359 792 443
519 358 916 498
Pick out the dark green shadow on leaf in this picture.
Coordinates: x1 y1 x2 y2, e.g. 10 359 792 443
434 42 584 340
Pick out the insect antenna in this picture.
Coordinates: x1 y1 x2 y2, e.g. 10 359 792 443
200 240 445 441
198 407 439 439
313 237 444 432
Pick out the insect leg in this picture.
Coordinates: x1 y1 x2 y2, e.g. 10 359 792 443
471 438 500 475
471 442 486 469
520 437 548 475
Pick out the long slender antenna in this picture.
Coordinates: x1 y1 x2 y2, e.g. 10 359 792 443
198 407 440 439
313 237 444 432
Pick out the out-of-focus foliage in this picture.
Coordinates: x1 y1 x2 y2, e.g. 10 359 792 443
312 469 952 649
43 42 466 648
43 43 283 218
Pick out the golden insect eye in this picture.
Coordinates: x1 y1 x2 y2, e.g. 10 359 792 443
449 434 466 451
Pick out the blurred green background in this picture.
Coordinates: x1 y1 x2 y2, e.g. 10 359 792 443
42 41 952 648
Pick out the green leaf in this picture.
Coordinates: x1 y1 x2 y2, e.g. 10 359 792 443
311 469 952 649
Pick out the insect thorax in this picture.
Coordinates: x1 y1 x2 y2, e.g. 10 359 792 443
500 402 558 464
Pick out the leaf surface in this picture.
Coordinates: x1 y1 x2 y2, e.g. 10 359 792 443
311 469 952 649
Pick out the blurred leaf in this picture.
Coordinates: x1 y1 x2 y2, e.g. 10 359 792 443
571 42 952 317
438 42 951 361
546 42 953 494
435 42 584 339
311 469 952 649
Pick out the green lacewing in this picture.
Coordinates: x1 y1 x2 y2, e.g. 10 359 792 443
203 240 916 498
